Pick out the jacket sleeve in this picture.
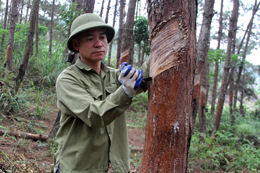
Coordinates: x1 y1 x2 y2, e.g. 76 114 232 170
56 73 132 128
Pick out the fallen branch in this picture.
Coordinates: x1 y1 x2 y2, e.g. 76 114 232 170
0 130 48 142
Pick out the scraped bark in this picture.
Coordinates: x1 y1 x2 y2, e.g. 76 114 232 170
4 45 12 79
192 0 215 132
118 0 137 67
116 0 125 68
139 0 197 172
0 130 48 141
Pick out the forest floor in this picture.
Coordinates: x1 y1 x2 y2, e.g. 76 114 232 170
0 104 146 173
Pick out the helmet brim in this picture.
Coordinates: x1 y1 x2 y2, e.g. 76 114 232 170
67 22 115 52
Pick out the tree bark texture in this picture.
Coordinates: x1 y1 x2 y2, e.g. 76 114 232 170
83 0 95 13
15 0 40 93
19 0 24 24
35 2 39 56
25 0 31 24
99 0 105 17
0 0 9 51
105 0 111 23
199 61 209 134
234 0 260 110
48 0 55 57
210 0 223 117
211 0 239 139
48 110 61 141
5 0 18 77
139 0 197 172
107 0 118 67
0 130 48 141
119 0 137 66
192 0 215 132
4 45 12 79
116 0 126 68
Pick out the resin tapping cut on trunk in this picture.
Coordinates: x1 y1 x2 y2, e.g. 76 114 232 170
150 19 187 78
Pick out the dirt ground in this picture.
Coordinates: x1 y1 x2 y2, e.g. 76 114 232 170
0 107 145 173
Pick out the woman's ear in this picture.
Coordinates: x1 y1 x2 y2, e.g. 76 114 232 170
72 39 79 51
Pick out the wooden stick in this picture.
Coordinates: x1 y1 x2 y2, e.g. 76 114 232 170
0 130 48 141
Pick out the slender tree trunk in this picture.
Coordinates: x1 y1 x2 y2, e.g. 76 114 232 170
211 0 239 139
119 0 137 67
99 0 105 17
138 44 141 67
1 0 9 52
234 0 260 110
107 0 118 67
228 1 239 125
116 0 125 68
141 45 145 65
139 0 197 171
48 0 55 57
83 0 95 13
240 70 245 116
199 61 210 134
15 0 40 93
210 0 223 117
19 0 24 24
192 0 215 132
25 0 30 24
35 1 39 57
105 0 111 23
5 0 19 78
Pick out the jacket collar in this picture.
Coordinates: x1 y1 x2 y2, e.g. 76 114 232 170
75 57 109 73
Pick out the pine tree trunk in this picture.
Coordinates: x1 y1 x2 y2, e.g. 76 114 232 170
15 0 40 93
99 0 105 17
107 0 118 67
240 70 245 116
139 0 197 171
116 0 125 68
5 0 19 77
192 0 215 132
19 0 24 24
105 0 111 23
83 0 95 13
199 61 210 134
138 44 141 68
25 0 30 24
234 0 260 110
210 0 223 117
35 3 39 56
48 0 55 57
119 0 137 66
211 0 239 139
1 0 9 51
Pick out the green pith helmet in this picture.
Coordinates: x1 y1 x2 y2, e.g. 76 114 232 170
67 13 115 52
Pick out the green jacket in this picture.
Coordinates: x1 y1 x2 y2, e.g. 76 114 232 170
54 58 150 173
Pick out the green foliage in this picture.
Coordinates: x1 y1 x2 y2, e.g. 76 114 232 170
59 3 82 30
134 16 149 45
132 92 148 112
134 16 150 56
189 107 260 172
207 49 226 63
